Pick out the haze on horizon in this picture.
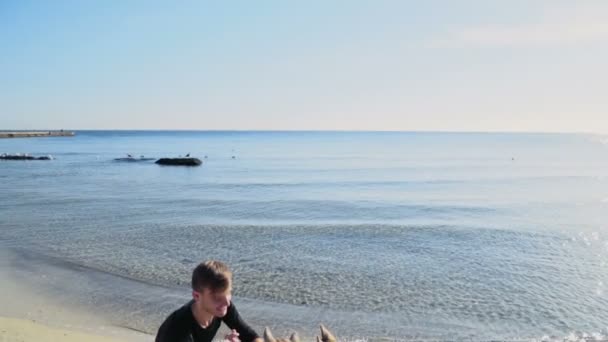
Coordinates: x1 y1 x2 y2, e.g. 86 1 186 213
1 1 607 133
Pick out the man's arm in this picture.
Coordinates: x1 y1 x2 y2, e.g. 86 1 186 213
222 303 262 342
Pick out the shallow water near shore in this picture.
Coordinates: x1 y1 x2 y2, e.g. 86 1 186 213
1 131 608 340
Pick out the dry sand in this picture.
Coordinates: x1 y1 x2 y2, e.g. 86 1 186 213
0 317 131 342
0 250 151 342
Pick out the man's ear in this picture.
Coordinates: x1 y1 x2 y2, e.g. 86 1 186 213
192 290 200 302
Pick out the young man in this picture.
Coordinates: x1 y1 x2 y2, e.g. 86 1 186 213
156 260 262 342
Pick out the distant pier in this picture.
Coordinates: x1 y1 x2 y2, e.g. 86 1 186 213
0 131 75 138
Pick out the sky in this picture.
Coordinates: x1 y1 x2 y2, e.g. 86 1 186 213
1 0 607 132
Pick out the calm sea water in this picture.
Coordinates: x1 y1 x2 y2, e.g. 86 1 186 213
1 131 608 340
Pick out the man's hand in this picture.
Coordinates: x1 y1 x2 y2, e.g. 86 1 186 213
225 329 241 342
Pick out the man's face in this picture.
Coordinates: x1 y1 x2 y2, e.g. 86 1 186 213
194 286 232 317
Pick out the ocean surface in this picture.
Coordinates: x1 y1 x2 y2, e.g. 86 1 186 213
1 131 608 341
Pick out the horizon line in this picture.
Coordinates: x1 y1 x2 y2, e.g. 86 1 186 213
0 128 603 135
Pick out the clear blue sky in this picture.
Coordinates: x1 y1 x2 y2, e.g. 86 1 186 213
1 0 607 132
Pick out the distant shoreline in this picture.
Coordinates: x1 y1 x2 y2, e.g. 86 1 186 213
0 131 75 138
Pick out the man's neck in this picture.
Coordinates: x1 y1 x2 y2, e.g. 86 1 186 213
191 302 215 328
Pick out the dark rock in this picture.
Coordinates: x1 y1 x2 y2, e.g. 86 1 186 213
0 154 53 160
155 157 202 166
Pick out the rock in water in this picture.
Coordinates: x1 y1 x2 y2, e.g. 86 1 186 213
155 158 202 166
0 154 53 160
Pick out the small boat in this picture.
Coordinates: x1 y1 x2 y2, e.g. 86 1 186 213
114 156 155 162
155 157 202 166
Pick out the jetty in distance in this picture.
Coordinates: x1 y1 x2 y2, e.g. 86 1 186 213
0 130 75 138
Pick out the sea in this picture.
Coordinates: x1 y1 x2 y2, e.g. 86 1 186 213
1 130 607 341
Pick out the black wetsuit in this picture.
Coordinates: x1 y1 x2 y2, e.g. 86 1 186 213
155 300 260 342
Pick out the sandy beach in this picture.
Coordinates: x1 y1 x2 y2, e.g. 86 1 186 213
0 317 132 342
0 250 151 342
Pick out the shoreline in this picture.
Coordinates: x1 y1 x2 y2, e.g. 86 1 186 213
0 247 398 341
0 131 75 138
0 248 151 342
0 317 137 342
2 246 602 341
